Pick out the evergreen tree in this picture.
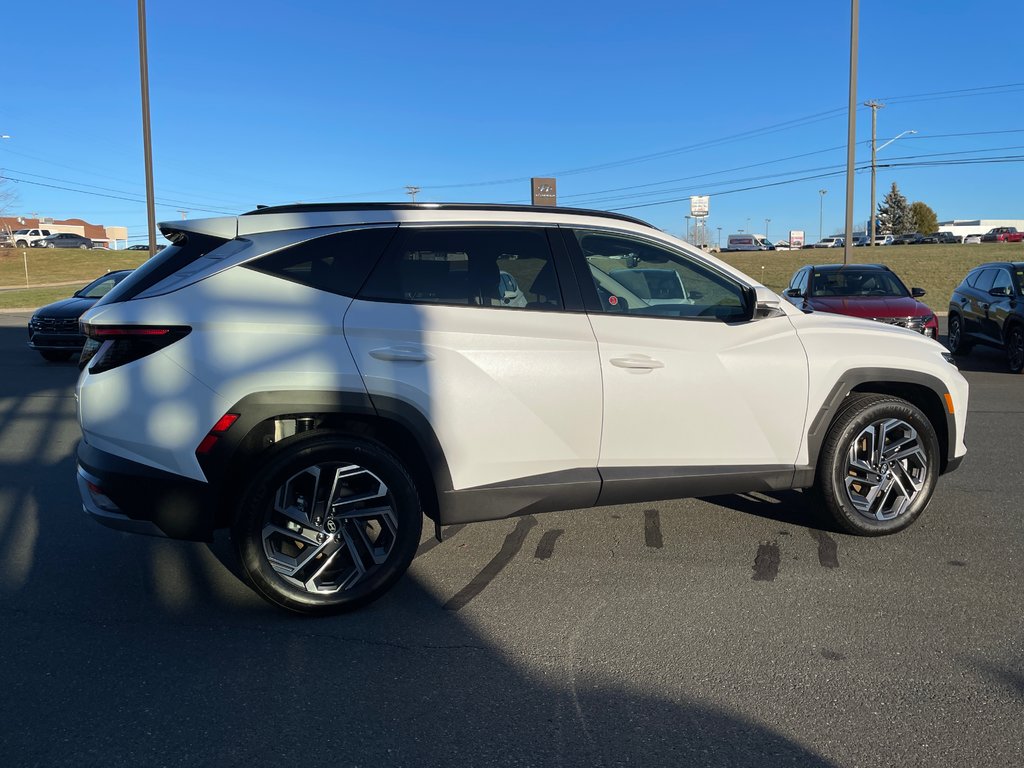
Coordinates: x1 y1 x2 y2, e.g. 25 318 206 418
876 182 912 234
909 201 938 235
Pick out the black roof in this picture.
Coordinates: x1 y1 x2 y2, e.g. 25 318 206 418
807 263 891 272
240 202 654 228
973 261 1024 269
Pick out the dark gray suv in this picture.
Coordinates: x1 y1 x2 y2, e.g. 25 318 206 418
947 261 1024 372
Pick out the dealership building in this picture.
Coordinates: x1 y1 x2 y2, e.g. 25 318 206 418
936 219 1024 240
0 216 129 248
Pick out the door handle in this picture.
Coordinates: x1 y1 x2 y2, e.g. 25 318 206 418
369 345 433 362
610 355 664 370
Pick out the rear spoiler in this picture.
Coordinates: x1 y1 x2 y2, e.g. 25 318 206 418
158 216 238 243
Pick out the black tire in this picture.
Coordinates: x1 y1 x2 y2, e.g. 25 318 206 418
1007 324 1024 374
816 393 940 536
15 240 27 248
39 350 73 362
946 313 971 355
233 433 423 615
78 244 88 249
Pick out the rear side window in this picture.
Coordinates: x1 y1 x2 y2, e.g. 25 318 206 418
359 227 563 310
245 227 397 297
97 232 230 306
973 269 997 293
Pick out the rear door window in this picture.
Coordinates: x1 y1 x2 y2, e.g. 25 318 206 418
973 269 997 293
359 227 563 310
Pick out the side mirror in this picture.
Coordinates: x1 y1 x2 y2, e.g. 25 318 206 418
784 287 803 298
989 286 1012 298
688 290 704 300
911 287 926 297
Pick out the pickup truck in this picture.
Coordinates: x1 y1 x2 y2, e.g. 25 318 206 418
9 228 53 248
981 227 1024 243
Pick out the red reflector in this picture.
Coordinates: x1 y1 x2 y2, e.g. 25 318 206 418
211 413 239 433
196 435 219 455
87 481 103 494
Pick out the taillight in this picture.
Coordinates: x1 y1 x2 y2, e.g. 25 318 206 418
79 323 191 373
196 413 239 455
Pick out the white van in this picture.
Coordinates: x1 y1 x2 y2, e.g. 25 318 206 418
726 233 772 251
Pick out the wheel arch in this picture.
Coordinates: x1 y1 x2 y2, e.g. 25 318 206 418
800 369 956 485
200 391 450 529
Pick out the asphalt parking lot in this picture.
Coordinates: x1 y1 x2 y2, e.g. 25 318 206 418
0 312 1021 768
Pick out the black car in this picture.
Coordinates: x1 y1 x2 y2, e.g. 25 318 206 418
34 232 95 249
947 261 1024 372
27 270 134 362
126 243 166 252
892 232 923 245
935 231 962 244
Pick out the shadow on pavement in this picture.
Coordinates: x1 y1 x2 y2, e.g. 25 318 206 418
0 319 839 767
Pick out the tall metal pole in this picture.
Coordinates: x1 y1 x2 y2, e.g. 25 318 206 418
866 101 882 247
137 0 157 256
843 0 859 265
819 189 827 241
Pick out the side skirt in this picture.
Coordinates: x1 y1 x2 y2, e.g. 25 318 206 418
438 465 797 525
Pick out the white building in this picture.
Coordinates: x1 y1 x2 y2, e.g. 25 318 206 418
936 219 1024 239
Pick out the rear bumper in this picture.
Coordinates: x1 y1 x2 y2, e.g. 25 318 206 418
76 440 217 541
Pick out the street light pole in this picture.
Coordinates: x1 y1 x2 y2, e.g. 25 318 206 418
765 218 771 242
685 215 691 241
717 227 722 249
868 120 917 246
819 189 827 241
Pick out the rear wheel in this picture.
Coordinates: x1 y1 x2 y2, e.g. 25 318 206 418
1007 324 1024 373
39 350 73 362
947 313 971 355
816 394 940 536
233 433 423 615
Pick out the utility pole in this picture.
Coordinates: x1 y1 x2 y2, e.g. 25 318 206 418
865 100 883 247
843 0 860 265
685 215 691 241
178 209 188 219
405 185 420 202
137 0 157 256
717 227 722 249
819 189 827 241
765 218 771 241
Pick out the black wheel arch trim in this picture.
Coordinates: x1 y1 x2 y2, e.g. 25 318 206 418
199 390 454 526
803 368 958 479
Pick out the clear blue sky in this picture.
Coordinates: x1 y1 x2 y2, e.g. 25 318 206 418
2 0 1022 244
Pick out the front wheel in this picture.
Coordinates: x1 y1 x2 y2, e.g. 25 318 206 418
1007 324 1024 373
78 244 88 249
233 433 423 615
816 394 940 536
947 313 972 355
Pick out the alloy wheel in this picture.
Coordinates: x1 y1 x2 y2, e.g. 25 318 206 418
843 418 928 521
261 462 398 594
1009 326 1024 372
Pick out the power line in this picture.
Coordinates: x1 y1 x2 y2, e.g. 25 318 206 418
2 174 236 215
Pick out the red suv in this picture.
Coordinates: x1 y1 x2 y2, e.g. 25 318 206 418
784 264 938 339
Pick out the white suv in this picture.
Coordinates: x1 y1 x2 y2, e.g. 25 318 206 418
75 203 968 614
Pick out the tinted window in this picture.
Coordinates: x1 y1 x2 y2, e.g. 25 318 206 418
78 272 128 298
809 269 908 298
965 270 983 288
974 269 997 293
246 227 397 297
992 269 1013 294
360 228 562 310
575 230 747 321
96 231 231 307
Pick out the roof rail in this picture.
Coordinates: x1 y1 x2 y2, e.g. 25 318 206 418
239 202 655 228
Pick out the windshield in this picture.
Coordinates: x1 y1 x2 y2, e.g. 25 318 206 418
77 272 129 298
810 270 909 298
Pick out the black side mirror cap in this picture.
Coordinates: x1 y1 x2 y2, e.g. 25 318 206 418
911 287 926 297
784 287 803 298
989 286 1011 298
